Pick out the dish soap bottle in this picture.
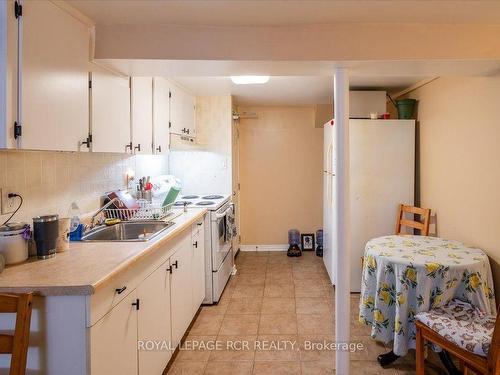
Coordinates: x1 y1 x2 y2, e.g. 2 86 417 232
68 202 81 232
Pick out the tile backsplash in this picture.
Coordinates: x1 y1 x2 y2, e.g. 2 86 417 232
169 150 231 196
0 150 169 224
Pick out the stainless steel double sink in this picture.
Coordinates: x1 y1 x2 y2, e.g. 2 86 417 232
81 221 174 242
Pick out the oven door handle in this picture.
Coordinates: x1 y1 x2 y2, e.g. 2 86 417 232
215 204 234 219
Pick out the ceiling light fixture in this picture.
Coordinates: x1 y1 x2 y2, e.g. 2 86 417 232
230 75 270 85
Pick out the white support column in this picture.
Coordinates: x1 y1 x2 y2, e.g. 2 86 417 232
334 68 351 375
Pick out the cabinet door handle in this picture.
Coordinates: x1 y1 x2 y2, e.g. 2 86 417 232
115 286 127 294
134 143 141 152
81 135 92 149
193 241 198 248
125 142 132 152
156 145 162 153
172 260 178 269
166 265 173 274
132 298 140 310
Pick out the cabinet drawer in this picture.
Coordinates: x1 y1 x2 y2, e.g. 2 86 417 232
191 216 205 236
88 230 189 327
88 259 150 327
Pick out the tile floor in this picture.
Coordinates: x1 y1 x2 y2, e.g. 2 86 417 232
167 251 448 375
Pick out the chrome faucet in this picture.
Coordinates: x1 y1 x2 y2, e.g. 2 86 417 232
89 198 120 230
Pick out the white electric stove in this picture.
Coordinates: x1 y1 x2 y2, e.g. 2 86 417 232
173 194 234 304
173 194 230 211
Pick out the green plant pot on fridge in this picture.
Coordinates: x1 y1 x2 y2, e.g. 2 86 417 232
396 99 416 119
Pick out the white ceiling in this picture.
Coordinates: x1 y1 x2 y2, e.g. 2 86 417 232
96 59 500 105
70 1 500 27
172 76 427 106
74 0 500 105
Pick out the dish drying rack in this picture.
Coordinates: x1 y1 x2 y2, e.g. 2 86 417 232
103 200 174 221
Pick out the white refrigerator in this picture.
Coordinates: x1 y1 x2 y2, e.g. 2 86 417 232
323 119 415 292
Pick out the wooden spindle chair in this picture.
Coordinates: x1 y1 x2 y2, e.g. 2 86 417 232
0 293 33 375
361 204 432 269
395 204 431 236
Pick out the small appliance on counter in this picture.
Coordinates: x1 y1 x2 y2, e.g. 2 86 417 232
0 222 30 265
33 215 59 259
287 229 302 257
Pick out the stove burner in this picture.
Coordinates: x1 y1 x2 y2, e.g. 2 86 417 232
202 195 224 200
181 195 199 199
196 201 215 206
174 201 193 206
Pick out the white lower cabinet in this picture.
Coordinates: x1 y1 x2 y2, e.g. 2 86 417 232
170 236 194 348
90 290 138 375
88 222 205 375
192 220 206 312
137 260 172 374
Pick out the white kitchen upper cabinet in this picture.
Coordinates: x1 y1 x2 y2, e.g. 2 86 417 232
170 236 194 348
169 83 196 138
21 1 90 151
131 77 153 154
137 261 172 374
152 77 170 155
1 0 18 149
90 290 138 375
90 67 131 153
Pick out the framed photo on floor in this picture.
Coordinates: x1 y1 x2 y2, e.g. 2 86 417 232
301 233 315 251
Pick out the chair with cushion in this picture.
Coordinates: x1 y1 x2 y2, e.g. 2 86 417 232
415 299 499 374
0 293 33 375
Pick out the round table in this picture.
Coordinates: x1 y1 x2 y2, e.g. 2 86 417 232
359 235 497 357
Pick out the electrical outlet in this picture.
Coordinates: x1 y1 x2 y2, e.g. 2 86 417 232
1 188 18 215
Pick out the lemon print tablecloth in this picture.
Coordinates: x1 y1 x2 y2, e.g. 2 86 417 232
359 235 496 356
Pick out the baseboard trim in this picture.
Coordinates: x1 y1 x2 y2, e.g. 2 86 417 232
240 244 288 252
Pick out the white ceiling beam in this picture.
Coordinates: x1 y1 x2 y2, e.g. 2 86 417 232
93 23 500 62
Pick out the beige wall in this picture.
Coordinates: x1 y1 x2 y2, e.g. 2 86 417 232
238 106 323 245
0 150 168 224
406 77 500 297
314 104 333 129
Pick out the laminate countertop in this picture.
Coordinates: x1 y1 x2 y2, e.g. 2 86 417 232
0 209 207 296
